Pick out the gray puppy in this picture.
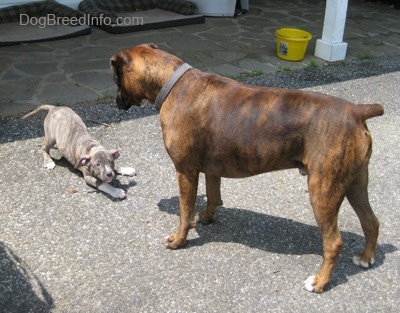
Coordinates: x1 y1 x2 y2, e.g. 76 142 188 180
23 104 135 199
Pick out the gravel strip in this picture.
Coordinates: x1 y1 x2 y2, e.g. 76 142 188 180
239 55 400 89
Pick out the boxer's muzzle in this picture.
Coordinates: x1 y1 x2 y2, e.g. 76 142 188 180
115 89 141 110
115 91 131 111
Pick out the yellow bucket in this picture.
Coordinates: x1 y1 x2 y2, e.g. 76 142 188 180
275 28 312 61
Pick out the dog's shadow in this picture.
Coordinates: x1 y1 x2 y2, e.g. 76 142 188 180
0 242 54 312
158 195 397 291
52 156 137 201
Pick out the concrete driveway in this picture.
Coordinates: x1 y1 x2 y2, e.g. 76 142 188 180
1 62 399 312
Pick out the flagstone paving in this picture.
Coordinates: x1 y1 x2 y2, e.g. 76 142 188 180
0 0 399 116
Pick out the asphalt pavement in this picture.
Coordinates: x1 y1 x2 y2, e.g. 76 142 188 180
0 56 399 312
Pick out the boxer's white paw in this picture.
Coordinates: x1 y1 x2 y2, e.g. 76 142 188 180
352 255 374 268
303 275 316 292
120 166 136 177
44 161 56 170
98 183 126 199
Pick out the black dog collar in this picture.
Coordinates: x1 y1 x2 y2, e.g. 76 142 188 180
154 63 193 111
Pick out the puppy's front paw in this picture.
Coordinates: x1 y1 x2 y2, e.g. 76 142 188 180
111 187 126 199
120 166 136 177
44 161 56 170
98 183 126 199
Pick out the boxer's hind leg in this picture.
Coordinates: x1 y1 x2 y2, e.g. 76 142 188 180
198 174 223 225
303 174 345 293
346 166 379 268
164 168 199 249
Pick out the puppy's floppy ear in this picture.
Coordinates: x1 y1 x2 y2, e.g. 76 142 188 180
110 51 131 85
76 155 91 168
110 148 121 160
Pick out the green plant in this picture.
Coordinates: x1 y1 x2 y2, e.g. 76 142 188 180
224 70 264 80
96 92 114 102
51 101 63 107
249 70 264 77
357 52 373 60
308 60 319 68
277 66 291 73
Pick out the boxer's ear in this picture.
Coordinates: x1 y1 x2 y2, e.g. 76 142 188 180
110 52 131 85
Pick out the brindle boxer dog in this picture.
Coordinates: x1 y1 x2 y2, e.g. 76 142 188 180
110 44 383 293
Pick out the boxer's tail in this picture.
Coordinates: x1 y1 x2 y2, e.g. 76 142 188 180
354 103 384 121
22 104 55 119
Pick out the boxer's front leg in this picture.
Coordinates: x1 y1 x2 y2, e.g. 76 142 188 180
164 169 199 249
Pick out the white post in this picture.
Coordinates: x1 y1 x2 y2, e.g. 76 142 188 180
314 0 349 62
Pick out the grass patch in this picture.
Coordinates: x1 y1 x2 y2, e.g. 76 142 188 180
308 60 319 68
357 52 374 60
277 66 291 73
95 92 114 102
51 101 63 107
225 70 264 79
